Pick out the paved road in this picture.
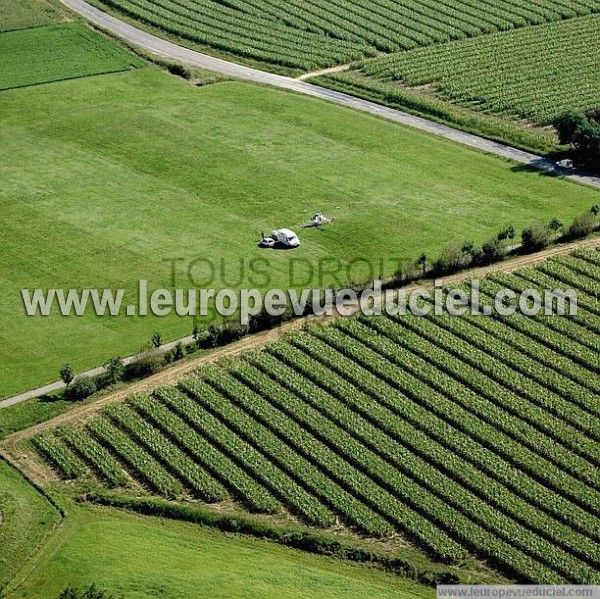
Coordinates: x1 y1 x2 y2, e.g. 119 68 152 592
0 335 194 409
61 0 600 189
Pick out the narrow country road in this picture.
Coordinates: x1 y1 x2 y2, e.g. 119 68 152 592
61 0 600 189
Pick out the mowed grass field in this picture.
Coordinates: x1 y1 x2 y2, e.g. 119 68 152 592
0 0 65 32
33 250 600 584
1 67 599 398
0 24 144 91
9 504 432 599
0 459 61 594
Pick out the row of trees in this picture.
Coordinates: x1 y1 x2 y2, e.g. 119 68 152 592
58 332 191 401
57 204 598 400
416 205 599 277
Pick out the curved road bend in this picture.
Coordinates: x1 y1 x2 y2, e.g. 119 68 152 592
61 0 600 190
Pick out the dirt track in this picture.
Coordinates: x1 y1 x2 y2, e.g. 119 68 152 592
3 235 599 466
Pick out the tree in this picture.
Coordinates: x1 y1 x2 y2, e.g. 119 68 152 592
59 364 74 387
554 110 600 168
151 331 162 348
554 111 588 145
66 376 97 400
521 224 553 253
417 253 428 277
104 357 124 384
548 218 563 232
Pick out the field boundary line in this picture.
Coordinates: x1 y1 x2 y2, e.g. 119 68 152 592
59 0 600 190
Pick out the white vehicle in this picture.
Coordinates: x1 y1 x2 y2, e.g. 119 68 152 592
272 228 300 248
258 236 275 248
556 159 574 169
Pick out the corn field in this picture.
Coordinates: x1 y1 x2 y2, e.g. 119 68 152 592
356 14 600 125
34 251 600 583
95 0 600 71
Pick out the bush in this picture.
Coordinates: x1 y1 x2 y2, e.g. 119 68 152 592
104 358 124 385
166 62 192 80
565 210 598 240
432 244 473 275
151 331 162 348
173 343 185 360
66 376 97 401
132 345 164 376
521 223 554 253
497 225 516 241
59 583 121 599
479 237 509 265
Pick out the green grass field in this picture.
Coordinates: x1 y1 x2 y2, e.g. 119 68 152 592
356 15 600 126
0 0 65 32
1 67 598 399
0 459 61 594
0 24 144 91
0 397 71 441
9 504 432 599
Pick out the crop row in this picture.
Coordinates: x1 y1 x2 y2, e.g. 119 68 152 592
452 281 600 395
473 279 599 373
301 324 600 544
421 311 600 426
57 426 129 487
97 0 598 71
86 416 182 498
263 340 578 581
130 391 282 514
482 275 599 352
356 14 600 124
201 363 467 563
98 0 370 69
104 401 227 502
383 313 600 475
178 375 393 538
237 347 600 573
251 346 600 544
573 248 600 267
347 315 600 508
556 255 600 285
32 433 86 480
512 268 600 327
151 387 338 523
535 262 600 317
